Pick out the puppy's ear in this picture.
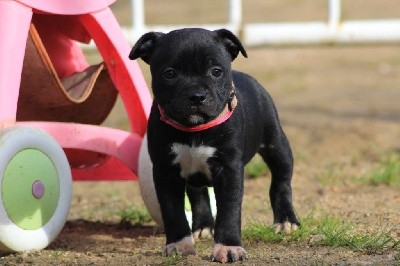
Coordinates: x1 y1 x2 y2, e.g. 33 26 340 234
129 32 164 64
214 29 248 61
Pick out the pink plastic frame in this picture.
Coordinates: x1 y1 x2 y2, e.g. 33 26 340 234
0 0 152 181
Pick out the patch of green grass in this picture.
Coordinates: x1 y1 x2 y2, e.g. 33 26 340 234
243 213 314 243
245 155 269 179
243 214 400 254
161 253 184 266
363 152 400 187
117 205 152 225
347 227 400 254
243 222 285 243
315 216 355 247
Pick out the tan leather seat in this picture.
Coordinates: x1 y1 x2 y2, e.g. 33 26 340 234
17 24 118 125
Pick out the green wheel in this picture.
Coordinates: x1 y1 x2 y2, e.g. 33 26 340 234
0 126 72 252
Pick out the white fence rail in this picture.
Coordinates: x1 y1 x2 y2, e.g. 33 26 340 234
123 0 400 46
245 0 400 46
125 0 242 43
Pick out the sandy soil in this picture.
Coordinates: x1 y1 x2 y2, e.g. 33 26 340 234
2 1 400 265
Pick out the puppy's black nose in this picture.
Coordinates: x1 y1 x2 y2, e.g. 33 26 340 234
188 92 206 106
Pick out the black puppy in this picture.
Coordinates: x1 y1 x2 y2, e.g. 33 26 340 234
129 28 299 263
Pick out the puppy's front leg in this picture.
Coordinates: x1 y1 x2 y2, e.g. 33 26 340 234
153 167 195 256
211 162 247 263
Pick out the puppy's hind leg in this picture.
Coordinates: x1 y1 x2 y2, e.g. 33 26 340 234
258 130 300 233
186 186 215 239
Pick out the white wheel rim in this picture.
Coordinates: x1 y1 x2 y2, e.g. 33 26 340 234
0 126 72 252
138 134 164 228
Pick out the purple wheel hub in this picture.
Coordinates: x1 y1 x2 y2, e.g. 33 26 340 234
32 180 45 199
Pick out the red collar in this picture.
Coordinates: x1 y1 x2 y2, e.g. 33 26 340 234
158 93 238 132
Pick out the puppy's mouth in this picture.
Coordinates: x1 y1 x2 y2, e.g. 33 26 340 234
188 114 206 125
161 104 221 127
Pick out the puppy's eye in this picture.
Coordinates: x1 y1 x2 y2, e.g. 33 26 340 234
163 68 177 80
211 67 223 77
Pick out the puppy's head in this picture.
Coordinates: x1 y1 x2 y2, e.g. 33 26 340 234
130 28 247 126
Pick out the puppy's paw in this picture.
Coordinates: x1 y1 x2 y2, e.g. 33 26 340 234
211 244 247 263
193 227 213 240
272 221 299 234
164 235 196 256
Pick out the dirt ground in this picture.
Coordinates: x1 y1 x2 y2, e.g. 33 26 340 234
2 1 400 265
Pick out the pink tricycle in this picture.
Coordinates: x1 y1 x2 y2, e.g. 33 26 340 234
0 0 153 252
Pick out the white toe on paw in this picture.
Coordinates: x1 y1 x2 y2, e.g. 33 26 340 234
193 227 214 240
164 235 196 256
273 221 299 234
211 244 247 263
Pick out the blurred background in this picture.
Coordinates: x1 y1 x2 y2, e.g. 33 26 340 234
110 0 400 25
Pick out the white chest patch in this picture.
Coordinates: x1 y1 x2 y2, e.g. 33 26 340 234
171 143 216 179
